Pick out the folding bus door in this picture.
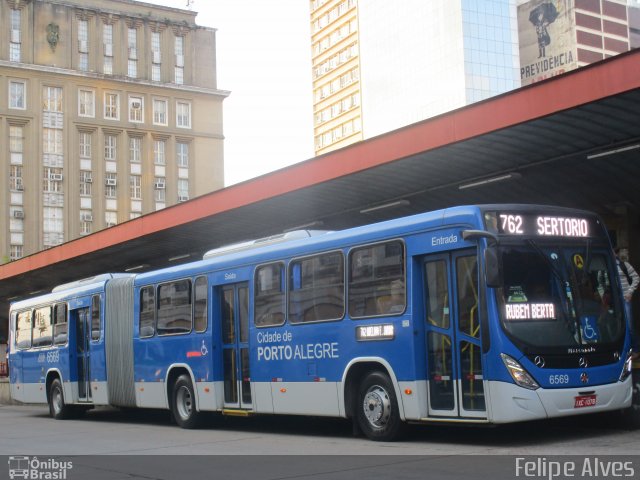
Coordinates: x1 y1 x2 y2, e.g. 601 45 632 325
220 282 252 411
73 307 91 401
423 250 486 419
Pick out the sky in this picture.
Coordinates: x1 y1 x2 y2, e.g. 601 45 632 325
147 0 315 186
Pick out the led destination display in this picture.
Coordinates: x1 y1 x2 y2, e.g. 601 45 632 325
494 213 595 238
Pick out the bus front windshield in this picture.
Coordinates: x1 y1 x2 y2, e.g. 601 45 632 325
496 242 624 351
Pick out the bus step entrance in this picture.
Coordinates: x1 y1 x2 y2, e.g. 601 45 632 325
222 408 253 417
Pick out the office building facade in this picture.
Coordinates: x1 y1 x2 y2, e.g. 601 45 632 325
518 0 632 86
310 0 521 155
0 0 227 262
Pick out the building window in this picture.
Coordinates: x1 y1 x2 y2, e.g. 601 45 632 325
174 67 184 85
79 132 92 158
80 219 92 235
105 173 117 198
153 139 165 165
128 96 144 123
43 167 63 193
174 36 184 84
43 86 63 112
10 245 23 261
176 142 189 167
154 177 166 201
10 126 23 165
104 134 117 161
129 137 141 163
105 211 117 227
130 175 142 200
127 28 137 78
43 207 64 247
78 89 95 117
151 31 161 81
153 99 168 125
152 64 161 82
10 9 21 62
9 81 25 109
178 179 189 202
103 24 113 74
43 128 63 155
176 101 191 128
79 171 92 196
10 165 23 191
104 92 119 120
78 19 89 71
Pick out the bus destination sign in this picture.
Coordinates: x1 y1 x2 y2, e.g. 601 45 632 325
497 214 590 238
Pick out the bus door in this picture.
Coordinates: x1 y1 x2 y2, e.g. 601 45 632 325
73 307 92 401
220 282 252 410
423 249 486 419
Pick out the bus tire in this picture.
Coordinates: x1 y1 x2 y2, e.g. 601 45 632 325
356 371 405 441
171 374 203 429
620 371 640 429
48 378 72 420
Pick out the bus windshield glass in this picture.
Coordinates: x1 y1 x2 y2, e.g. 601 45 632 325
496 242 624 350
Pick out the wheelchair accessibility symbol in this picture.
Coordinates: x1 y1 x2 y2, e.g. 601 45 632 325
580 316 600 342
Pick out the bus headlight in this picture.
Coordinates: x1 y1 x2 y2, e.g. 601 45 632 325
501 353 539 390
620 351 633 382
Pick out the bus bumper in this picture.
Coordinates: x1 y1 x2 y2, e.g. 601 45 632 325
488 377 632 423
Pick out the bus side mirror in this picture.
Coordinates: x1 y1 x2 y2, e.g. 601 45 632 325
485 246 502 288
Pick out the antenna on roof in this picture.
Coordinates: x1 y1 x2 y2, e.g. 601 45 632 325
186 0 195 9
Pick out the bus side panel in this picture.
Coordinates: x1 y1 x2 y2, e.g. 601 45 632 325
20 350 48 404
133 335 214 410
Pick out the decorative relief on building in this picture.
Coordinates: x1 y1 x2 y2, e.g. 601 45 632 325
6 0 31 10
100 12 120 25
46 23 59 51
125 17 143 29
75 9 96 21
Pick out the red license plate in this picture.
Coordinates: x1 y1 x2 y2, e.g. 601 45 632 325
574 394 597 408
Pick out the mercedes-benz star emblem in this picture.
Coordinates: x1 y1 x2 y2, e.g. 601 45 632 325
578 357 588 368
534 356 545 368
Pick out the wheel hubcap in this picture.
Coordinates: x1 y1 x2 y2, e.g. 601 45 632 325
176 386 193 420
363 385 391 428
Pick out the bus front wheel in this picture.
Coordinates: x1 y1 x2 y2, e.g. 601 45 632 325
356 371 404 441
48 378 72 420
171 374 203 429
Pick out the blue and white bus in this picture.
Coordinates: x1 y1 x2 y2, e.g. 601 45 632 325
8 205 634 440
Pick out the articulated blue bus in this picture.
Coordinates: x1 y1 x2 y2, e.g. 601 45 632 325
8 205 634 440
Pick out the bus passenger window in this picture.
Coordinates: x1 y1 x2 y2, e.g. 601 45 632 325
33 306 53 347
139 286 156 338
157 280 192 335
348 241 405 318
16 310 32 350
91 295 101 341
255 263 285 327
289 251 344 323
194 277 208 333
53 303 68 345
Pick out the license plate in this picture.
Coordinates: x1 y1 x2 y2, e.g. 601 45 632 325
574 394 597 408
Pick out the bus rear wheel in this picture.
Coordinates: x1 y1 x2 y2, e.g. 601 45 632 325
171 374 203 429
48 378 72 420
356 371 405 441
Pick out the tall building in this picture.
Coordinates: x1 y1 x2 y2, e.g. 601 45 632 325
310 0 521 155
0 0 228 262
518 0 632 85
